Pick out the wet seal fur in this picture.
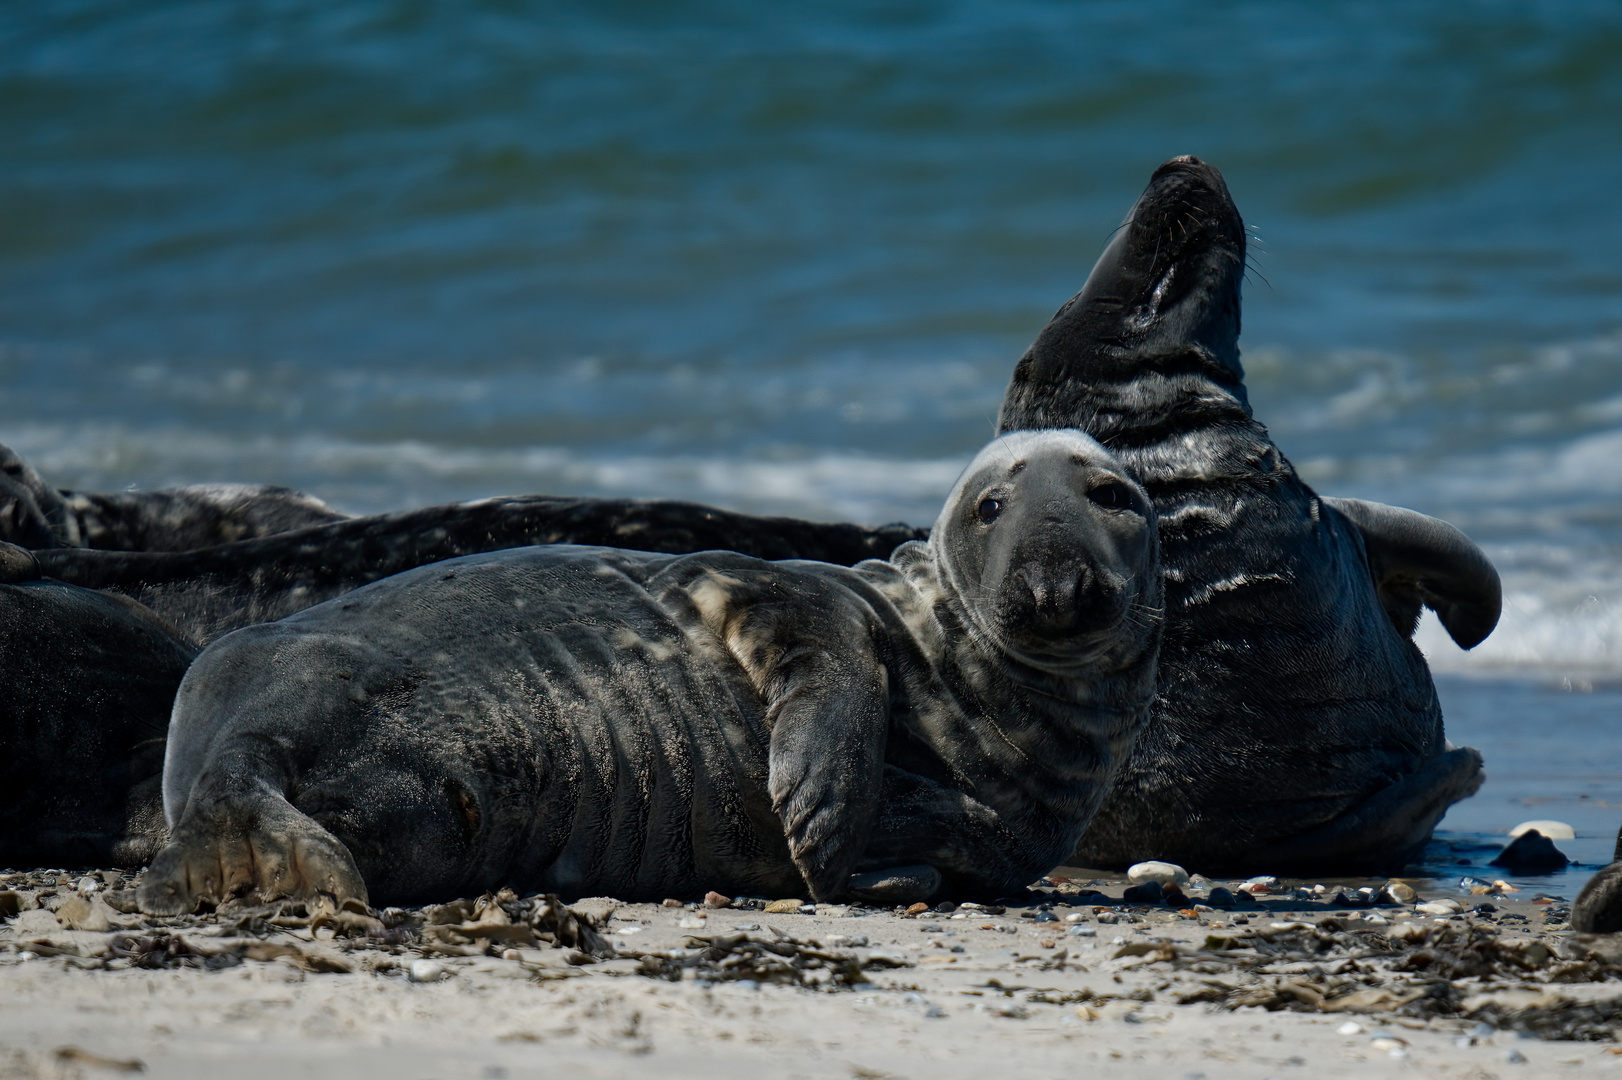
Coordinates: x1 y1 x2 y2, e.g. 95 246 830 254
137 430 1161 912
998 156 1499 874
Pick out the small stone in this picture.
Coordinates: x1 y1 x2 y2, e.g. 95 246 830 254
1337 1021 1363 1035
797 904 816 915
1126 861 1190 888
75 876 100 894
1121 881 1164 905
1064 912 1087 922
1504 1048 1527 1064
1161 884 1190 908
1491 830 1570 875
661 898 683 907
677 917 707 929
703 891 732 908
1417 899 1463 916
763 898 804 914
1067 925 1095 938
1384 881 1418 904
1204 887 1236 910
409 959 448 983
1510 819 1575 841
905 902 930 915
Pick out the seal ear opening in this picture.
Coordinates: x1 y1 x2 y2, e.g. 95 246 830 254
1323 497 1502 650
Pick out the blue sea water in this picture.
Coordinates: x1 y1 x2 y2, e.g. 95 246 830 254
2 1 1619 886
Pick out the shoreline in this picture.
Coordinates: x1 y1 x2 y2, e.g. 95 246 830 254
4 867 1619 1079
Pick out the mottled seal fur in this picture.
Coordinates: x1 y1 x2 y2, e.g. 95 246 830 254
1 441 347 551
137 430 1160 912
32 495 925 645
997 156 1499 874
0 542 197 867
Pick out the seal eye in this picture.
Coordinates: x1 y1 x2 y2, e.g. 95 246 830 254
977 498 1002 525
1089 482 1132 510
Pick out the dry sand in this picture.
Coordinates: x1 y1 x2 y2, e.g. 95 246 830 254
3 868 1620 1080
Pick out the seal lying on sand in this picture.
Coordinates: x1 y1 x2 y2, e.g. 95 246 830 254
997 156 1499 874
0 543 197 867
1 442 346 551
137 430 1161 912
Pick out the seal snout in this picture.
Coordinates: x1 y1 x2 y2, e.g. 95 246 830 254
1008 560 1115 637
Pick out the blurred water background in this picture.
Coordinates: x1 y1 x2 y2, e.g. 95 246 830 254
2 0 1619 889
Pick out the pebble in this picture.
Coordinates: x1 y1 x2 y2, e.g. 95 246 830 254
1067 926 1095 938
1417 898 1464 916
1204 887 1236 909
74 876 99 894
1510 819 1575 841
1337 1021 1363 1035
677 917 707 929
1126 861 1190 887
763 899 804 914
661 898 683 908
1384 881 1418 904
409 959 449 983
904 902 930 916
1120 881 1164 905
1505 1049 1528 1064
703 891 732 908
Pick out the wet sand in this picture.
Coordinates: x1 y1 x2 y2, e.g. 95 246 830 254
4 868 1619 1079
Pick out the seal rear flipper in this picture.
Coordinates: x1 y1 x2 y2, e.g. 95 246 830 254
1237 746 1483 876
1323 496 1502 649
137 782 368 915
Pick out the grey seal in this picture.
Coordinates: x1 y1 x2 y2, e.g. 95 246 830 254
31 494 925 646
997 155 1500 874
1 441 347 551
136 430 1161 911
0 542 197 867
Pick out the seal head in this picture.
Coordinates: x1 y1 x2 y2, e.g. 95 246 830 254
931 429 1158 681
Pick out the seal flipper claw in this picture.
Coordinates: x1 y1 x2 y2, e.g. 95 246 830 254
1323 497 1502 649
137 787 367 915
845 864 942 906
1238 746 1483 875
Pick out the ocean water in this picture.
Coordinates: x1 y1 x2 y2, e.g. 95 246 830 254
2 1 1619 886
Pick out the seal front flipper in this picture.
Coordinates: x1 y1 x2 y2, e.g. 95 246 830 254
765 650 888 903
1323 497 1502 649
138 781 368 915
855 766 1032 898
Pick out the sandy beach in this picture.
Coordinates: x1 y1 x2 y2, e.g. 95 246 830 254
4 867 1619 1080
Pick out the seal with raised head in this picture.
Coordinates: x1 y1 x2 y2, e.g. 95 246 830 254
137 430 1161 912
997 155 1500 874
